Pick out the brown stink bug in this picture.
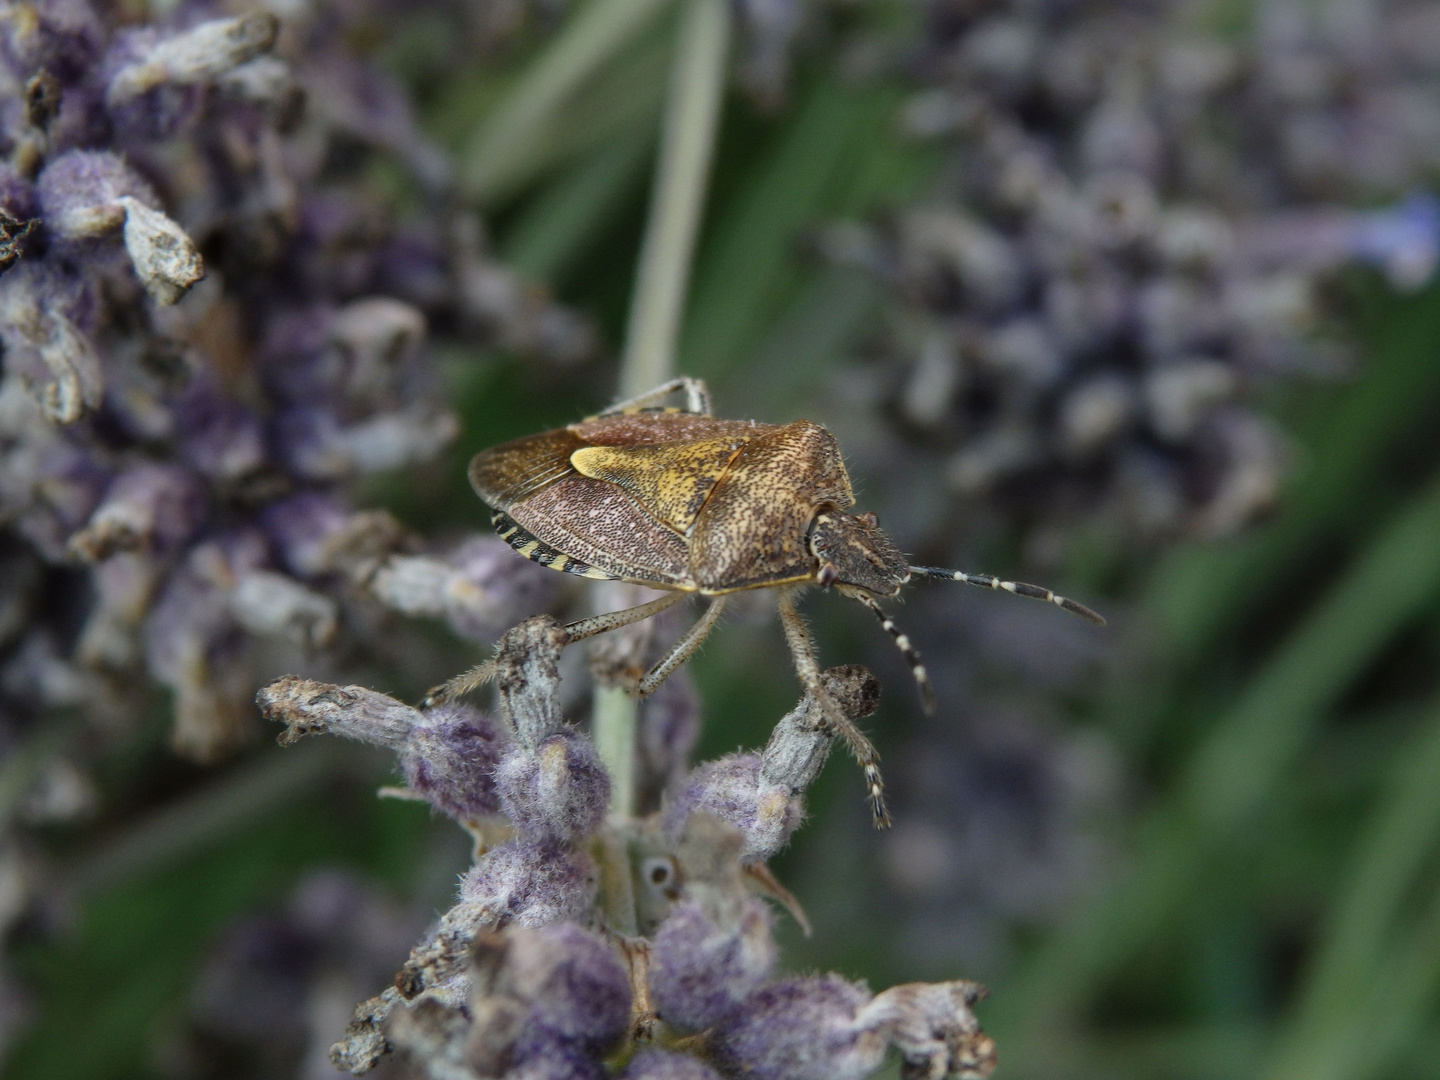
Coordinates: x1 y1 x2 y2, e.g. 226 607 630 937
431 377 1103 826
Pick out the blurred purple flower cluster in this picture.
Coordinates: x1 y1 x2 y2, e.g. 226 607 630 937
258 617 999 1080
0 0 592 767
825 0 1440 543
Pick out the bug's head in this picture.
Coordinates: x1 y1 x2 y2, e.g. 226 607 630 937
808 510 909 597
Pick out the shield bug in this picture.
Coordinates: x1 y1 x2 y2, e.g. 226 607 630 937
435 377 1103 826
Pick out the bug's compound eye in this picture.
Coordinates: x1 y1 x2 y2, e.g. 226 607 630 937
860 511 879 527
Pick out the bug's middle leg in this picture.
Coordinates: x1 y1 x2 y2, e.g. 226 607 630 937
635 595 729 696
563 591 686 643
776 588 891 828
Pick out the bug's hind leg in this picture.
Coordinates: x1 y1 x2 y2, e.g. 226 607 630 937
636 595 728 696
777 588 891 828
420 659 496 709
595 377 711 418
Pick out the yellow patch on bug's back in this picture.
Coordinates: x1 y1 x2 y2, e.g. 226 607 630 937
570 437 749 535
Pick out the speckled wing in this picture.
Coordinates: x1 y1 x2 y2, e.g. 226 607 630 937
468 424 697 588
468 427 587 510
689 420 854 593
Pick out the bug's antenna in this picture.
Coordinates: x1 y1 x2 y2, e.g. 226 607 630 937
843 588 936 715
909 566 1106 625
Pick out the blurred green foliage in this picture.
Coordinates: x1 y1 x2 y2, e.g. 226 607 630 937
9 2 1440 1076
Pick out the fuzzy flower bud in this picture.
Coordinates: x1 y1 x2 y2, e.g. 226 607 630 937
459 838 598 929
402 704 509 822
257 678 510 819
227 570 338 649
0 261 102 423
261 494 413 582
67 463 205 561
663 754 799 864
496 731 610 841
370 536 558 644
396 840 599 998
36 150 203 303
502 924 630 1047
664 666 879 861
710 974 884 1080
650 898 776 1032
105 14 279 107
621 1048 724 1080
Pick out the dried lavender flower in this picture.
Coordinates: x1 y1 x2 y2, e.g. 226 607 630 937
826 0 1440 545
0 0 595 760
260 631 995 1080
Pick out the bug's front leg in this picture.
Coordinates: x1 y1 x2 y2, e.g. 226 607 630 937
593 377 712 418
776 588 891 828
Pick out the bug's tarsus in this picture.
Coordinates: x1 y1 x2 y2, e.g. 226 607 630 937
421 659 497 709
777 588 891 828
844 589 936 715
636 595 729 697
562 593 686 643
909 566 1106 626
596 376 712 419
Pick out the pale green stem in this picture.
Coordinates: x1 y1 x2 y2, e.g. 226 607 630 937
592 0 731 819
462 0 675 202
618 0 731 397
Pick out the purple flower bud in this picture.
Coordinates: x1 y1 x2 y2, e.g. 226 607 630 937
0 413 108 560
650 898 775 1032
508 1036 607 1080
496 731 610 841
104 15 278 135
710 975 883 1080
504 923 630 1047
620 1047 724 1080
402 704 509 821
36 150 154 240
228 569 338 648
440 536 559 643
145 534 268 759
67 463 206 561
36 150 203 303
275 403 458 479
0 261 103 423
662 754 800 863
175 375 266 481
260 493 351 578
326 297 426 403
459 837 597 929
0 0 105 83
76 551 159 669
